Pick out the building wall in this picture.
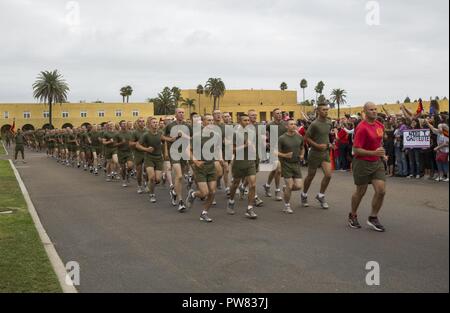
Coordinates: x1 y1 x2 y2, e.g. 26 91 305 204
180 89 306 122
327 100 449 118
0 102 154 130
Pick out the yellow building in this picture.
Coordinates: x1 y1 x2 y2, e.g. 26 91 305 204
0 102 154 132
180 89 306 122
0 89 307 132
327 100 449 118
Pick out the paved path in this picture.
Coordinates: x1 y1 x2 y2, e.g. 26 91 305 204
3 147 449 292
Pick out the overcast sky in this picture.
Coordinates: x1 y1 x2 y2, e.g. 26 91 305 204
0 0 448 106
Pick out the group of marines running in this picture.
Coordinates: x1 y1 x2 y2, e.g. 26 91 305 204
8 102 387 231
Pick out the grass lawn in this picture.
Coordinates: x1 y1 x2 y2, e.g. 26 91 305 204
0 160 61 292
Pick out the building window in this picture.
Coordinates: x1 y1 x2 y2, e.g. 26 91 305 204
98 110 105 117
115 110 122 117
132 110 139 117
80 111 87 118
62 112 69 118
43 111 50 118
3 111 8 119
23 111 31 119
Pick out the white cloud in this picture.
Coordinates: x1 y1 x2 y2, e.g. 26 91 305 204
0 0 448 105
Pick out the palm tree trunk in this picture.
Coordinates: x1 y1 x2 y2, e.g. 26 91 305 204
337 101 340 119
48 99 53 127
127 96 129 103
303 88 305 102
213 97 217 111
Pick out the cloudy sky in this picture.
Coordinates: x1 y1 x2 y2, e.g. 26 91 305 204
0 0 448 106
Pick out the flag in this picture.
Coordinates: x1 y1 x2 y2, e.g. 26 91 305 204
10 119 15 134
416 99 424 115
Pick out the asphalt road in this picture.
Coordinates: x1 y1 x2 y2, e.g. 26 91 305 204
3 146 449 293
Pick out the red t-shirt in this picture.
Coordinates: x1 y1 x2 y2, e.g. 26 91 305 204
353 120 384 162
337 128 349 144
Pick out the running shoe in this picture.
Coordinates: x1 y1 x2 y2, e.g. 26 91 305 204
367 216 385 232
186 189 196 209
315 194 329 209
149 194 157 203
275 189 283 201
227 201 236 215
348 213 362 229
178 200 187 213
255 196 264 207
200 212 213 223
263 184 272 197
245 207 258 219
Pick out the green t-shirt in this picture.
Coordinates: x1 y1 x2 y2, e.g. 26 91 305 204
192 126 222 164
114 131 132 152
102 131 115 148
306 119 332 152
278 133 304 163
79 132 90 147
164 121 192 147
15 134 25 145
89 131 101 146
268 120 287 137
139 130 162 158
131 128 147 153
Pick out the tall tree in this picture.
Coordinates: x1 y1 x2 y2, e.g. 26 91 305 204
32 70 69 127
120 87 127 103
330 88 347 119
125 85 133 103
300 79 308 102
196 84 204 114
280 82 288 91
152 87 176 115
171 87 182 108
205 78 226 111
404 96 411 103
182 98 196 117
314 81 325 103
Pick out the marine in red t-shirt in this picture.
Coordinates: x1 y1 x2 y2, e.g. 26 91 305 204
353 120 384 162
349 102 387 233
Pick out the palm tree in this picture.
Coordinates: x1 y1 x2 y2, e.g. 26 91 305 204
300 79 308 102
196 84 204 114
330 88 347 119
32 70 69 127
120 86 127 103
280 82 288 91
125 85 133 103
152 87 176 115
314 81 325 103
171 87 182 108
182 98 196 117
205 78 226 111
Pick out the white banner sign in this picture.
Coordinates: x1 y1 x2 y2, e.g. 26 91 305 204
403 129 430 148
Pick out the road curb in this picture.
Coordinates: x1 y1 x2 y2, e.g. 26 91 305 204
1 140 8 156
9 159 78 293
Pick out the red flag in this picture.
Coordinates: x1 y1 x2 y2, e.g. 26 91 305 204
10 119 15 134
416 99 424 115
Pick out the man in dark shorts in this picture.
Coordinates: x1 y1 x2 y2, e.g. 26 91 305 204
130 117 147 194
137 117 163 203
162 108 192 212
263 108 287 201
102 122 119 182
14 129 26 163
115 121 134 187
301 103 333 209
227 114 258 219
186 114 222 222
278 119 305 214
349 102 387 232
